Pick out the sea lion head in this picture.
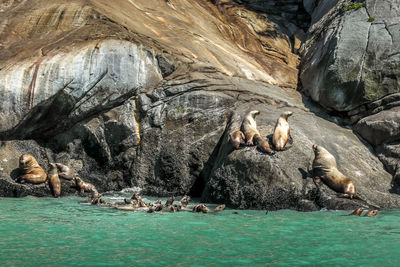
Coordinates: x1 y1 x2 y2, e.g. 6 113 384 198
74 176 83 186
19 153 38 169
365 210 378 217
281 111 293 120
249 110 260 119
48 163 58 174
312 144 325 156
351 208 364 216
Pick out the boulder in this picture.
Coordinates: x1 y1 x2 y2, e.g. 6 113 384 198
300 0 400 112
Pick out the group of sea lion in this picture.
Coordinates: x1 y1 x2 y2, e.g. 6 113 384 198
345 208 378 217
14 111 377 213
230 110 293 154
229 110 375 209
86 193 226 214
17 153 99 198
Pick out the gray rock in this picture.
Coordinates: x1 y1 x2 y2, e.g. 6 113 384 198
301 0 400 112
202 95 399 210
354 107 400 147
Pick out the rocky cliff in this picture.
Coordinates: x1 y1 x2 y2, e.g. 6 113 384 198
0 0 399 211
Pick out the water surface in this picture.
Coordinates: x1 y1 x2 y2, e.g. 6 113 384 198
0 196 399 266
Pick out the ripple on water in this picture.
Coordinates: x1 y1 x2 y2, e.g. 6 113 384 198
0 197 399 266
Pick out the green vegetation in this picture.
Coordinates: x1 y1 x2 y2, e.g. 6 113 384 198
368 17 375 22
343 2 365 11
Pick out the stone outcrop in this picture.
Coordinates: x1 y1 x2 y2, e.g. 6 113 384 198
300 0 400 188
0 0 400 210
300 0 400 112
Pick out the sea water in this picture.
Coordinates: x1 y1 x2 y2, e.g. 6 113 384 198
0 196 399 266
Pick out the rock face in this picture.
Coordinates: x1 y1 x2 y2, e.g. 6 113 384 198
301 0 400 112
300 0 400 190
0 0 400 210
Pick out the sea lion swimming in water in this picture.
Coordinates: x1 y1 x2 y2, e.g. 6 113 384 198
55 163 75 180
229 130 245 149
18 153 47 184
344 208 364 216
165 196 175 206
272 111 293 151
241 110 274 154
48 163 61 198
193 204 210 213
179 195 191 207
364 210 378 217
214 204 226 212
312 145 357 199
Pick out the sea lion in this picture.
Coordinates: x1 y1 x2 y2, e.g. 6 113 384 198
18 153 47 184
48 163 61 198
55 163 75 180
312 145 357 199
179 195 191 207
364 210 378 217
132 194 147 207
170 205 176 212
124 198 135 205
214 204 226 212
192 204 210 213
174 203 183 212
229 130 245 149
165 196 175 206
241 110 274 154
272 111 293 151
74 176 98 196
344 208 364 216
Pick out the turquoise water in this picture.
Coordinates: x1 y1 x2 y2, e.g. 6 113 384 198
0 196 399 266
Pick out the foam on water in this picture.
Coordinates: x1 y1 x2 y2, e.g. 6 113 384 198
0 196 399 266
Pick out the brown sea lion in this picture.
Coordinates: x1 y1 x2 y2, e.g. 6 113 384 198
272 111 293 151
364 210 378 217
241 110 274 154
229 130 245 149
344 208 364 216
192 204 210 213
312 145 357 199
48 163 61 198
165 196 175 206
170 205 176 212
174 203 183 212
180 195 191 207
55 163 75 180
132 194 147 207
74 177 98 196
214 204 226 212
18 153 47 184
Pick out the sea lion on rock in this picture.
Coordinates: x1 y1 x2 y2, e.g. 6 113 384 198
74 177 98 196
241 110 274 154
229 130 245 149
18 153 47 184
345 208 364 216
48 163 61 198
272 111 293 151
312 145 357 199
55 163 75 180
192 204 210 213
364 210 378 217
